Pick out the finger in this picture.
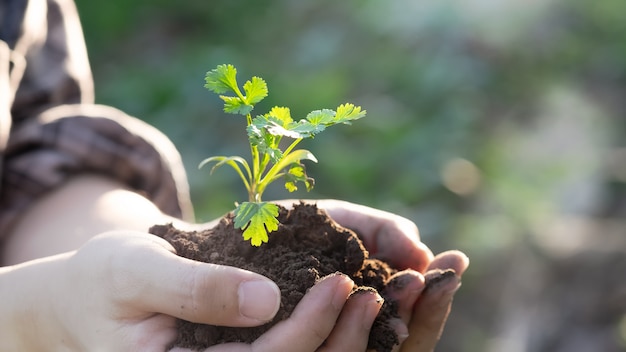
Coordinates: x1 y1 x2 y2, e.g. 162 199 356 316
102 232 281 327
320 289 384 352
399 252 468 352
127 314 178 351
249 273 354 352
384 271 425 352
383 270 425 324
388 318 409 352
427 250 470 275
400 270 461 352
311 199 434 271
372 230 433 272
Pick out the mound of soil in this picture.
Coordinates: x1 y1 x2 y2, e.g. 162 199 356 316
149 202 400 351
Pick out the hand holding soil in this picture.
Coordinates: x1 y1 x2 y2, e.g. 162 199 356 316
282 199 470 351
315 200 470 351
0 198 467 352
152 201 469 352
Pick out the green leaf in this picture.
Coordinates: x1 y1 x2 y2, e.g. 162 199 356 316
334 103 366 123
284 163 314 192
247 122 264 146
206 65 260 115
266 120 308 139
198 156 252 192
261 149 318 194
204 64 239 94
280 104 365 137
221 95 253 115
288 119 326 137
306 109 336 125
252 109 308 139
266 149 317 183
234 202 280 246
243 76 268 105
247 119 283 162
278 149 318 166
199 155 250 176
266 106 293 125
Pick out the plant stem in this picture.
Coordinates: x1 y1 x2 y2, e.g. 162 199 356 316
246 112 261 202
256 138 303 197
283 138 303 157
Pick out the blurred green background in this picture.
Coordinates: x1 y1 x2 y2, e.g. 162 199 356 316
74 0 626 351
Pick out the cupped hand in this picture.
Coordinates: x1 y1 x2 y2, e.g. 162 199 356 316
42 231 384 351
307 199 470 352
196 273 384 352
301 199 434 272
386 251 469 352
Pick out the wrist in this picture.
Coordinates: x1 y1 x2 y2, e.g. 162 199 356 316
0 253 73 351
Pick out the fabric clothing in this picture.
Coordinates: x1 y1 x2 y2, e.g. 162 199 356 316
0 0 194 240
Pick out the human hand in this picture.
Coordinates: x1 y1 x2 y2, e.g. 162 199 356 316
3 230 385 351
305 199 470 351
389 252 469 352
196 273 384 352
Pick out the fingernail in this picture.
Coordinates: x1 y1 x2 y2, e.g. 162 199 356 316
314 273 354 310
361 291 384 330
424 269 461 296
331 273 355 310
385 270 425 300
238 280 281 322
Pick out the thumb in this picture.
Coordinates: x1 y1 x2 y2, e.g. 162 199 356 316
92 232 281 327
147 256 281 327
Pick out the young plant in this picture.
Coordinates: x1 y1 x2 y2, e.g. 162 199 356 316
201 64 365 246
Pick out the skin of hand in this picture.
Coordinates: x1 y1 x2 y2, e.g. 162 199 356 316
293 199 470 352
0 176 467 351
0 230 383 351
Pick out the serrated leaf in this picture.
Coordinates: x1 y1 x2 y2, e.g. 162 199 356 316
247 118 283 162
288 119 326 137
204 64 238 94
282 104 365 137
259 143 283 163
243 76 268 105
284 163 314 192
252 109 310 139
266 120 308 139
306 109 336 125
266 106 293 125
334 103 366 123
284 181 297 192
234 202 280 246
221 95 253 115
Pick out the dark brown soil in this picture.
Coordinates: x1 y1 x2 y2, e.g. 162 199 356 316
149 202 400 351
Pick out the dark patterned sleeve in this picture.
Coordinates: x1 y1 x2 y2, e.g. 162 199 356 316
0 0 194 239
0 104 195 236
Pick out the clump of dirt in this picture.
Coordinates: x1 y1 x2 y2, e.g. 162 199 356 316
149 202 400 352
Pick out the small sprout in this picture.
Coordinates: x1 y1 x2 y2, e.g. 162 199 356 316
201 64 366 246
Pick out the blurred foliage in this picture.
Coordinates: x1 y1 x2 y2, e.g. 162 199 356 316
75 0 626 350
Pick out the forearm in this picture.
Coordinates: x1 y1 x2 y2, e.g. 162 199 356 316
0 174 197 265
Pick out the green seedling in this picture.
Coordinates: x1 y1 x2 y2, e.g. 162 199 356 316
201 64 366 246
